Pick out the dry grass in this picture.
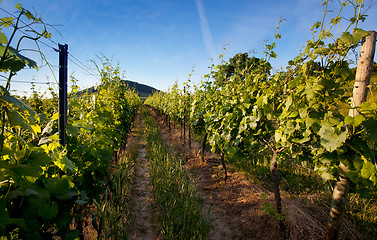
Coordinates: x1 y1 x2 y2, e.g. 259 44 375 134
285 197 360 240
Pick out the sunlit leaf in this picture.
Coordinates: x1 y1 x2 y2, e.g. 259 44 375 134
52 155 78 172
318 124 347 151
0 17 14 27
0 31 7 44
15 3 22 10
352 28 369 44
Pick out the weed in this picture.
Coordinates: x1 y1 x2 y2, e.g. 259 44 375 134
143 107 211 239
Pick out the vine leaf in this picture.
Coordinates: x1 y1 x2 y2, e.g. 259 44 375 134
0 199 26 230
52 155 78 172
318 124 347 151
360 161 376 182
15 3 22 10
0 31 7 44
0 17 14 28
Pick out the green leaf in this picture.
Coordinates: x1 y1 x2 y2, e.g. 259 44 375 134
318 124 347 151
53 155 78 172
344 116 353 125
24 148 50 166
7 108 29 130
11 165 42 183
8 46 38 69
42 30 51 39
352 28 369 44
6 108 40 135
275 130 282 142
1 17 14 27
57 190 78 201
45 178 70 195
52 112 59 120
284 120 295 135
360 161 375 180
24 10 36 21
310 21 321 30
0 94 38 118
330 16 341 25
40 201 59 220
75 199 88 205
0 31 7 44
314 47 329 55
64 230 80 240
15 3 22 10
340 32 353 44
353 115 366 127
67 123 80 137
0 58 25 73
359 101 377 112
353 157 363 171
298 108 307 118
364 118 377 142
0 199 26 230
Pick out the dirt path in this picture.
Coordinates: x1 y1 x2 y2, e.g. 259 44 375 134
148 107 283 240
128 113 160 240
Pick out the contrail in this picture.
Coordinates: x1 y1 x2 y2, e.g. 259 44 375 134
195 0 215 59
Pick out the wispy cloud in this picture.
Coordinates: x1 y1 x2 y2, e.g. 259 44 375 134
195 0 215 59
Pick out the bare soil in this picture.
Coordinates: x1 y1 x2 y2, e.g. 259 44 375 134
128 113 161 240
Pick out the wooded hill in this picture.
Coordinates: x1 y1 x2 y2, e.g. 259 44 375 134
78 80 159 99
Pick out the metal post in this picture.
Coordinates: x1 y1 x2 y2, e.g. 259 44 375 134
183 86 186 146
59 44 68 146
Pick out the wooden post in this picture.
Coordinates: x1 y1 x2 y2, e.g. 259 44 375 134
202 132 208 161
326 30 376 240
220 152 228 182
189 121 191 148
270 149 285 233
349 31 376 117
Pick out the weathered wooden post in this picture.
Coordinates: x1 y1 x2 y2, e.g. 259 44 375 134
325 30 376 240
349 31 377 117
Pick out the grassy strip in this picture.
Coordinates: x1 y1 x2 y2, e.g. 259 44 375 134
143 107 210 239
92 156 136 239
92 138 139 239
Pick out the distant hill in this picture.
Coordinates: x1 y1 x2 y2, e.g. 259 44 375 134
77 80 159 99
121 80 159 98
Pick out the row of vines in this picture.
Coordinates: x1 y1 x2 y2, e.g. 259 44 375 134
1 3 141 239
145 0 377 238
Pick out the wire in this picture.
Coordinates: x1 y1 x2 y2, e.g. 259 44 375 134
0 6 59 47
0 7 59 56
0 79 57 84
19 28 58 51
0 7 101 89
68 53 100 77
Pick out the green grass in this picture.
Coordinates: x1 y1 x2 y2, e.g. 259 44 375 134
142 107 211 240
93 153 137 239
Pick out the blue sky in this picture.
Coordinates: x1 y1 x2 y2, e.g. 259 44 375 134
1 0 377 95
